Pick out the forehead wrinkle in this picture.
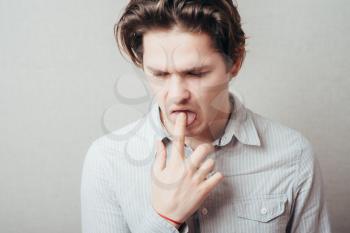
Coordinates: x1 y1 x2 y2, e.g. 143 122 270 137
143 28 218 74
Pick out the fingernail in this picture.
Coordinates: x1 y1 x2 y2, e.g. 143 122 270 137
180 112 186 119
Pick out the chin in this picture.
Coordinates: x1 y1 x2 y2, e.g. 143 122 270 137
186 122 203 135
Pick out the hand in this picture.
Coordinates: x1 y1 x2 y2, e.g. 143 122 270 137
150 112 224 227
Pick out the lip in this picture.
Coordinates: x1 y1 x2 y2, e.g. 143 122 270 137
170 107 194 113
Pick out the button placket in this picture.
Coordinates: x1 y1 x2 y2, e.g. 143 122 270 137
184 145 193 158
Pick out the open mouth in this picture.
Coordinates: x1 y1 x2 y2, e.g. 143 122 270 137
170 110 197 126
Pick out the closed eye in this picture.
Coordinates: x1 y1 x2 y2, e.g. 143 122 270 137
153 72 208 78
188 72 208 77
153 73 168 78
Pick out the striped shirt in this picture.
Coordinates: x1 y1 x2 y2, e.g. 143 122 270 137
81 92 332 233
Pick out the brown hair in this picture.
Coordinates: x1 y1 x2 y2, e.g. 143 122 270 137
114 0 246 71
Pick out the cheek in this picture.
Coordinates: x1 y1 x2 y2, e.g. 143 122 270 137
148 80 167 97
198 73 229 95
196 102 213 121
199 98 223 124
187 79 208 99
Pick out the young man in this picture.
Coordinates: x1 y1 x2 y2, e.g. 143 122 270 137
81 1 331 232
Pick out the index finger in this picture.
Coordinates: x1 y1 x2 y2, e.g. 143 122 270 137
170 112 186 162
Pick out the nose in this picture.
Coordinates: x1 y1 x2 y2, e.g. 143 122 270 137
168 75 190 105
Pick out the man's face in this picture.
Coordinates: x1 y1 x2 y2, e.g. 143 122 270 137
142 27 237 141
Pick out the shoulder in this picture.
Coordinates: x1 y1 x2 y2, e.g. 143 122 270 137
85 117 147 162
248 108 315 162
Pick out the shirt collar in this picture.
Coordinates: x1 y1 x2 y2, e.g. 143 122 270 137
147 91 261 147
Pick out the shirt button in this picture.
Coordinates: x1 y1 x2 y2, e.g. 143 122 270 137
260 207 268 215
201 207 208 215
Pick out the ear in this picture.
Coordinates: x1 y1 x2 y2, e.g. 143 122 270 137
229 58 242 78
228 48 245 80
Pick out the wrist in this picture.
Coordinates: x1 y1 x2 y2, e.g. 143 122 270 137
157 212 183 229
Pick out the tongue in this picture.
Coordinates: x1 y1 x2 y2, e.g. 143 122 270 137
185 111 196 126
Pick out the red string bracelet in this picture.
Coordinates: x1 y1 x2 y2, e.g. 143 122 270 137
157 212 183 225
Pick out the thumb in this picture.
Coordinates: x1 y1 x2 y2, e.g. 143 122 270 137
154 140 166 172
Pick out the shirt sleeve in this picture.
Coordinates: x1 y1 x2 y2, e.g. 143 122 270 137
81 141 131 233
286 137 332 233
81 140 189 233
135 204 189 233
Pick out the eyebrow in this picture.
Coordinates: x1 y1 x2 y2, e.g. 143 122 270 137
145 65 212 74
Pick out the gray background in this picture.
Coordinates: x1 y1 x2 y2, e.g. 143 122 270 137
0 0 349 232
